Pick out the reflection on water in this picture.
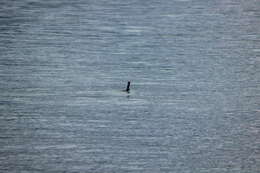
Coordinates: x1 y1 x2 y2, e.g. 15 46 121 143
0 0 259 172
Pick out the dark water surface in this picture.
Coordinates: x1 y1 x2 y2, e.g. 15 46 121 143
0 0 259 172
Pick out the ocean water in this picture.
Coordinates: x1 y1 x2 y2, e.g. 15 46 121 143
0 0 259 172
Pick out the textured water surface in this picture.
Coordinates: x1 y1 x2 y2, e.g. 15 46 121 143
0 0 259 172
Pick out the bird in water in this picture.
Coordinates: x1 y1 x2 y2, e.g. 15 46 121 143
124 81 131 93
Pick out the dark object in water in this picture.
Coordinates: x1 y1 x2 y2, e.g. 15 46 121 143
126 81 131 92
